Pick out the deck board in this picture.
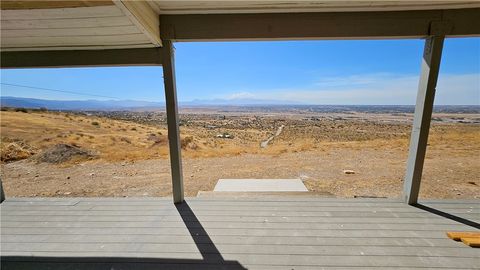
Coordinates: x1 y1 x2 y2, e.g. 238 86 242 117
1 197 479 269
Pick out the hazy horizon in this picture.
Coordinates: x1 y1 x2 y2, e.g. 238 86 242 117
2 95 480 109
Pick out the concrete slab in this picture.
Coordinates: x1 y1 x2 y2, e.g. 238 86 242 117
214 179 308 192
197 191 334 198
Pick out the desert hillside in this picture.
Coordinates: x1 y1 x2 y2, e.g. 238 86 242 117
1 108 479 199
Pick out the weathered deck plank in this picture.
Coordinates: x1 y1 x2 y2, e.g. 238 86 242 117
1 197 479 269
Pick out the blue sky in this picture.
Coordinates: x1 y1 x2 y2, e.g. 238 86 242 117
1 37 479 105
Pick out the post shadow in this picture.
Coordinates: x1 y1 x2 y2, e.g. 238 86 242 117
1 201 247 270
413 203 480 229
174 201 226 263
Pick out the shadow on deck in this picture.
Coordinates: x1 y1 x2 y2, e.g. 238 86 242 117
1 202 247 270
1 197 479 269
413 203 480 229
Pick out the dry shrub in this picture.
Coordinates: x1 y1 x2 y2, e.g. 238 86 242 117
181 136 198 150
120 137 131 144
188 142 199 150
0 138 37 162
15 108 28 113
35 144 96 163
148 134 168 147
181 136 193 148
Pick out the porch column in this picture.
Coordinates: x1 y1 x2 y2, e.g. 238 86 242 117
0 177 5 203
162 40 184 203
403 33 445 205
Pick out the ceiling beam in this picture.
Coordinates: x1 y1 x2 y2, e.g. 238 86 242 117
0 48 163 68
160 8 480 41
113 0 162 46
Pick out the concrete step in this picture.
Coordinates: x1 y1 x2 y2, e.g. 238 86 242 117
197 191 335 198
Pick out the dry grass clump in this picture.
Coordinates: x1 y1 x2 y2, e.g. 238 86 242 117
0 137 37 162
148 133 168 147
182 135 203 151
0 111 171 163
120 137 132 144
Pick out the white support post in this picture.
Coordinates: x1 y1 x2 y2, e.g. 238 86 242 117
403 33 445 205
162 40 184 204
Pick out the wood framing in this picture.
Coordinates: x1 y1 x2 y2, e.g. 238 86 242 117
403 34 445 205
0 1 113 10
0 48 163 68
0 5 154 51
113 0 162 46
162 40 184 203
150 1 480 14
160 8 480 41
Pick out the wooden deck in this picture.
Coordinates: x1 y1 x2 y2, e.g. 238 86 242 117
1 197 479 269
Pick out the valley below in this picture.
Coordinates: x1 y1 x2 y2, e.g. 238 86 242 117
1 105 479 199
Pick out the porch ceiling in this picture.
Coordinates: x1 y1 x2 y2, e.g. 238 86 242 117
1 1 480 52
0 0 160 51
149 0 480 14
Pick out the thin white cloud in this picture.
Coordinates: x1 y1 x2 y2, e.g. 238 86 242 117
225 91 256 100
313 73 397 89
223 73 479 105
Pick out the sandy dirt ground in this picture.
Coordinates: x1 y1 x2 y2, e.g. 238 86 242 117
1 109 479 199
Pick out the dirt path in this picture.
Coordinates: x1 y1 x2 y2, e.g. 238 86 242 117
261 125 285 148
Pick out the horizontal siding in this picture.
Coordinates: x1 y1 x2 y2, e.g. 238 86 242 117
1 17 133 30
1 6 123 20
2 25 142 37
0 5 155 50
1 34 151 48
1 44 156 52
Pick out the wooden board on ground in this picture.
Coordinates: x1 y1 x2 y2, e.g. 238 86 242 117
446 231 480 241
461 237 480 247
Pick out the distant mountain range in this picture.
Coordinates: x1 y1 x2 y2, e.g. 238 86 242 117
0 96 166 111
1 96 478 113
0 96 300 110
